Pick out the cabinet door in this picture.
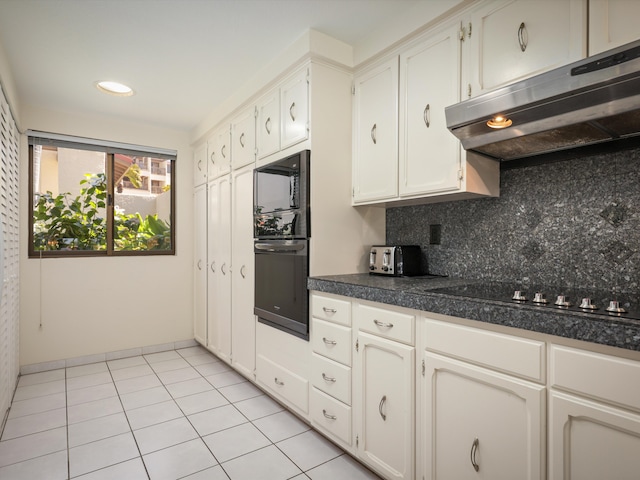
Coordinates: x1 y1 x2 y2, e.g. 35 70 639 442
549 390 640 480
231 165 255 378
467 0 586 96
281 68 309 150
193 185 207 346
256 90 280 159
422 352 545 480
399 24 461 196
355 331 414 480
208 127 231 179
589 0 640 55
193 143 207 186
352 57 399 203
207 175 232 363
231 107 256 170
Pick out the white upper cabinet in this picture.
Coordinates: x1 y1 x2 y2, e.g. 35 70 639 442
399 23 462 197
231 107 256 170
207 125 231 180
256 67 310 161
193 184 207 346
352 57 399 203
281 68 309 150
465 0 587 98
589 0 640 55
193 142 207 186
256 90 280 160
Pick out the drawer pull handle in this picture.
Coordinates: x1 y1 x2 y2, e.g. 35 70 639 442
322 373 336 383
322 337 337 346
373 319 394 329
322 409 336 420
470 437 480 472
274 377 284 386
322 307 337 314
379 395 387 421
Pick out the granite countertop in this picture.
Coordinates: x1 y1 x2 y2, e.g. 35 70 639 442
307 274 640 352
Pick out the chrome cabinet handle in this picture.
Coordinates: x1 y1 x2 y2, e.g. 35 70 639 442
240 265 246 279
210 261 215 273
210 151 215 164
197 260 202 270
274 377 284 386
423 104 430 128
197 159 202 172
221 263 226 275
322 409 336 420
470 438 480 472
370 123 377 144
373 319 394 329
221 145 226 159
322 373 336 383
265 117 272 135
379 395 387 421
322 337 337 346
289 102 296 121
322 307 337 314
239 132 245 148
518 22 528 52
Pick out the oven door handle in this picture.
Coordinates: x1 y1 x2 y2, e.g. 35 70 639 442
255 243 305 253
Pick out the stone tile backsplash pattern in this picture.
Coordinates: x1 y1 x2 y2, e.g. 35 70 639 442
386 147 640 296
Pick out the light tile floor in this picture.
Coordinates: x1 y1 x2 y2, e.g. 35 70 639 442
0 346 382 480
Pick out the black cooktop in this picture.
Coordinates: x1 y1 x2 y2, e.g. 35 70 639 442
431 281 640 322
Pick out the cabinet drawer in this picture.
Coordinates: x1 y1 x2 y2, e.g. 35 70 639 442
311 293 351 326
356 303 415 345
551 345 640 412
311 353 351 405
310 387 352 447
310 318 352 366
256 354 308 414
424 318 545 383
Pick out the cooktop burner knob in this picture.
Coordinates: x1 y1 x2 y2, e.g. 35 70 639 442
554 295 572 308
512 290 527 302
532 292 549 304
606 300 627 314
579 297 598 311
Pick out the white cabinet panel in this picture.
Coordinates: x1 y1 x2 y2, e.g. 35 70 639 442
256 90 280 159
231 108 256 170
207 175 232 363
207 126 231 179
589 0 640 55
311 292 351 327
193 184 207 346
311 318 352 367
423 352 545 480
281 68 309 149
311 352 351 405
193 142 207 186
352 57 399 203
467 0 586 96
549 390 640 480
355 331 415 480
399 23 462 196
310 387 352 448
231 165 255 378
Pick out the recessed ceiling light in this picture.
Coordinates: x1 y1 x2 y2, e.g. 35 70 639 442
96 81 134 97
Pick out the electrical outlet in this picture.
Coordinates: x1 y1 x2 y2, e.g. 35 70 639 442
430 224 441 245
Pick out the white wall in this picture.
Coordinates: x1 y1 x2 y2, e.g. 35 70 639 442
19 105 194 366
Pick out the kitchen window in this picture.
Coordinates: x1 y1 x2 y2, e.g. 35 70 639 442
28 132 176 257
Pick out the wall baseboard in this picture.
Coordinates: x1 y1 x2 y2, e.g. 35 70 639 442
19 338 198 375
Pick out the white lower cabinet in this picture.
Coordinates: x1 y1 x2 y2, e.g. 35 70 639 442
354 303 416 480
422 352 545 480
548 345 640 480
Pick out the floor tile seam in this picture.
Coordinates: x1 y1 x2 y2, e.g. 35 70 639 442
106 360 153 480
66 392 120 408
65 378 114 392
0 445 70 470
270 436 341 475
66 362 110 379
200 425 274 465
67 456 149 480
219 443 305 478
0 416 69 443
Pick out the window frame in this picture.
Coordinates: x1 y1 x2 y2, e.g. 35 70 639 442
28 135 176 258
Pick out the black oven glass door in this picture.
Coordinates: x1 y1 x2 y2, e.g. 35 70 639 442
254 239 309 340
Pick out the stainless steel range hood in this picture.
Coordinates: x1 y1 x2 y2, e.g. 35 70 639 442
445 40 640 162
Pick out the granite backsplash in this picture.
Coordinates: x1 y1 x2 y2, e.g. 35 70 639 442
386 147 640 296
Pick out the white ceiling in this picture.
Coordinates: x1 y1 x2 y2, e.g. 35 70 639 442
0 0 425 133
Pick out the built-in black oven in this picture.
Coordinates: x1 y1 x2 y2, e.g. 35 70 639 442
253 150 310 340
